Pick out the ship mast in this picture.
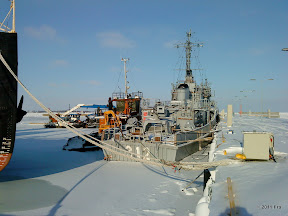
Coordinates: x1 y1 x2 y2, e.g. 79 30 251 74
176 30 203 83
0 0 16 33
185 31 192 82
121 58 130 98
12 0 15 33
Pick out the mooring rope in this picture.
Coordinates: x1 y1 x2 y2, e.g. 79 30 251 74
0 52 239 170
0 52 162 164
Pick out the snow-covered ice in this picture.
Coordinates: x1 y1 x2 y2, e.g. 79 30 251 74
0 113 287 216
0 113 209 216
208 113 288 216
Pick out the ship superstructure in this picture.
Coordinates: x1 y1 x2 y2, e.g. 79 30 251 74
103 31 219 162
157 31 216 131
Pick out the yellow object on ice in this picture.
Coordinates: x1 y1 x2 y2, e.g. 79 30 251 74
235 153 246 160
224 150 227 155
222 133 226 143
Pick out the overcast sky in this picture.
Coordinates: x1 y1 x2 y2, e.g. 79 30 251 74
1 0 287 112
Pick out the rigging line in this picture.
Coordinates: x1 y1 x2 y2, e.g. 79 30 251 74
176 49 185 81
6 9 11 29
182 170 204 191
127 62 137 92
0 52 240 171
0 52 159 164
114 64 123 93
139 141 168 175
0 5 12 31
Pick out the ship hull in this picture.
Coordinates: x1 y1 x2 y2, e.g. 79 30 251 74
103 110 218 162
0 32 18 171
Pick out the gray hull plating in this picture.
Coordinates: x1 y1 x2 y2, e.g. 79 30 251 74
103 110 217 162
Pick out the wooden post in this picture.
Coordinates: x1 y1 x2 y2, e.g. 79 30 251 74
227 105 233 127
198 131 202 151
268 109 271 118
227 177 236 216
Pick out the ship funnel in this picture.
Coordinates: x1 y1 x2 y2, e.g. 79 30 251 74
177 84 189 102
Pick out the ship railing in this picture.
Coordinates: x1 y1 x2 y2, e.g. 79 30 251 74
129 127 144 141
198 99 213 109
112 91 143 99
118 122 174 145
146 123 174 144
154 100 170 107
162 101 171 106
124 124 187 145
141 98 162 107
176 80 185 85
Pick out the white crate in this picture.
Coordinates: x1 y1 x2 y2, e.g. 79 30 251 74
243 132 274 160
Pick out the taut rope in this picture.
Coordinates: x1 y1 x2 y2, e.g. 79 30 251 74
0 53 239 170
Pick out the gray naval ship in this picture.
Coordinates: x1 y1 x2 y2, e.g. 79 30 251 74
103 31 220 162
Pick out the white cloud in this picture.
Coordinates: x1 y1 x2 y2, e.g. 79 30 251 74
52 59 69 67
248 48 265 56
96 31 136 48
81 80 101 86
48 82 57 87
48 82 69 87
88 80 101 86
24 25 65 42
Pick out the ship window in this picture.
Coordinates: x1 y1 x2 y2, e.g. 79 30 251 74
116 101 125 112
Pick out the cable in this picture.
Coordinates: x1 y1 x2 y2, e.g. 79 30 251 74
0 52 239 171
